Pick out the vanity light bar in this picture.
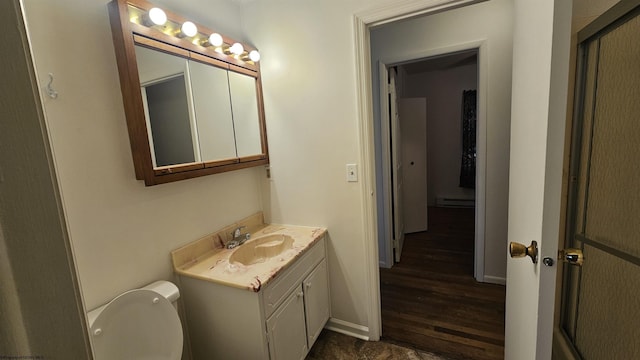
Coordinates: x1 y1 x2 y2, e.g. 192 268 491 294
129 4 260 64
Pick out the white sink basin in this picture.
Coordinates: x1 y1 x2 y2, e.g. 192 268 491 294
229 234 294 266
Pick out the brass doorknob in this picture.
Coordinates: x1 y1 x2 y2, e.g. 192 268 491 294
509 241 538 263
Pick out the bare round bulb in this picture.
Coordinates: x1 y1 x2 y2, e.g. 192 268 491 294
230 43 244 55
249 50 261 62
208 33 223 47
181 21 198 37
148 8 167 26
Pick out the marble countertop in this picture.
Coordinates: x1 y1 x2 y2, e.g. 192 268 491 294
171 214 326 292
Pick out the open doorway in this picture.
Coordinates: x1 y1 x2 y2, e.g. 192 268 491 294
377 51 505 359
378 49 479 265
355 0 512 344
376 44 487 282
389 50 479 262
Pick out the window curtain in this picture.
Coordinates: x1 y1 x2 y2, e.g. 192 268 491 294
459 90 476 189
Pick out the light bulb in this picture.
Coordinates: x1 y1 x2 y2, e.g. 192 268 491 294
147 7 167 26
230 43 244 56
249 50 260 62
208 33 223 47
181 21 198 37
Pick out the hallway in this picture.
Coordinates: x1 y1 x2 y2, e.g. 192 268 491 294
380 207 506 359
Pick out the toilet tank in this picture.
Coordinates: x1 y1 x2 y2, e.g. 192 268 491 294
86 280 183 360
142 280 180 303
86 280 180 327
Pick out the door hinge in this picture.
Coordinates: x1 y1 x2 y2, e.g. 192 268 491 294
392 238 399 249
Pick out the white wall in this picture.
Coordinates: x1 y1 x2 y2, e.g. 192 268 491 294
10 0 627 353
21 0 263 312
370 0 513 281
402 62 477 206
21 0 513 344
242 0 419 333
20 0 418 342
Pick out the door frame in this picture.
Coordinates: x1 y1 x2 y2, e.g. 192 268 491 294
377 44 487 283
352 0 486 340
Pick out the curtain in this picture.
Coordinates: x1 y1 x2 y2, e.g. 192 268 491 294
459 90 476 189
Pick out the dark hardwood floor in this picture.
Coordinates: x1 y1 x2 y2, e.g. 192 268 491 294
380 206 505 360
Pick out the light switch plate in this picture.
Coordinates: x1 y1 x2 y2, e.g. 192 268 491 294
346 164 358 182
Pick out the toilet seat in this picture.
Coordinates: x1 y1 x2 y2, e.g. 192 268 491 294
89 289 183 360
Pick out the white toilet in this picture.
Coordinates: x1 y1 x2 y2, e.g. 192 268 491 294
87 280 183 360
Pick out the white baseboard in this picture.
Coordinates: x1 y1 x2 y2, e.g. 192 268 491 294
483 275 506 285
324 318 370 340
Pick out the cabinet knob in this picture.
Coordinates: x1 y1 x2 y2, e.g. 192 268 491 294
297 291 303 298
305 282 311 289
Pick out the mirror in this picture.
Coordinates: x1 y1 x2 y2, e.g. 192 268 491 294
188 59 237 163
108 0 268 186
135 44 243 167
228 71 263 158
135 45 199 167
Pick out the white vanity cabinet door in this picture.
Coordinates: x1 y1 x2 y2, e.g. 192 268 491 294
266 284 308 360
303 259 330 347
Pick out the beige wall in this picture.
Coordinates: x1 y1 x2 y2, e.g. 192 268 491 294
22 0 472 343
243 0 416 332
25 0 620 347
21 0 263 312
243 0 513 330
11 0 628 354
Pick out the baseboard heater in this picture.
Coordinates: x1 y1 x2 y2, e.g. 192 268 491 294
435 197 475 208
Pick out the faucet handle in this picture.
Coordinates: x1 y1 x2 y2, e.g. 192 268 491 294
232 226 246 237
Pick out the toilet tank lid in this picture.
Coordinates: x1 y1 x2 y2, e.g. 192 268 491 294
87 280 180 326
141 280 180 303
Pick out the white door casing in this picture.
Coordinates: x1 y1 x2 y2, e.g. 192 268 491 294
505 0 572 359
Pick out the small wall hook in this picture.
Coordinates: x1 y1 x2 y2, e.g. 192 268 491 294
46 73 58 99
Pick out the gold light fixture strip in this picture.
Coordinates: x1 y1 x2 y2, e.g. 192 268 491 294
125 2 260 67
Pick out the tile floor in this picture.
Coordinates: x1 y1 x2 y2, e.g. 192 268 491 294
306 330 449 360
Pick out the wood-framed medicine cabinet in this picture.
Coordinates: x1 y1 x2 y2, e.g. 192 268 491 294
108 0 269 186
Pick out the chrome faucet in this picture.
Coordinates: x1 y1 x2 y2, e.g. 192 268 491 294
226 226 250 249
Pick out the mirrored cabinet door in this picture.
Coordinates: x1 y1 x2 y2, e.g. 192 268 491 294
188 59 237 164
135 45 199 167
228 71 263 158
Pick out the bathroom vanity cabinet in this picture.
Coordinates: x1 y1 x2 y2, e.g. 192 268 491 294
177 236 330 360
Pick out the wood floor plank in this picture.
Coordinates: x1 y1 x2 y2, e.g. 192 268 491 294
380 207 505 360
382 309 504 342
